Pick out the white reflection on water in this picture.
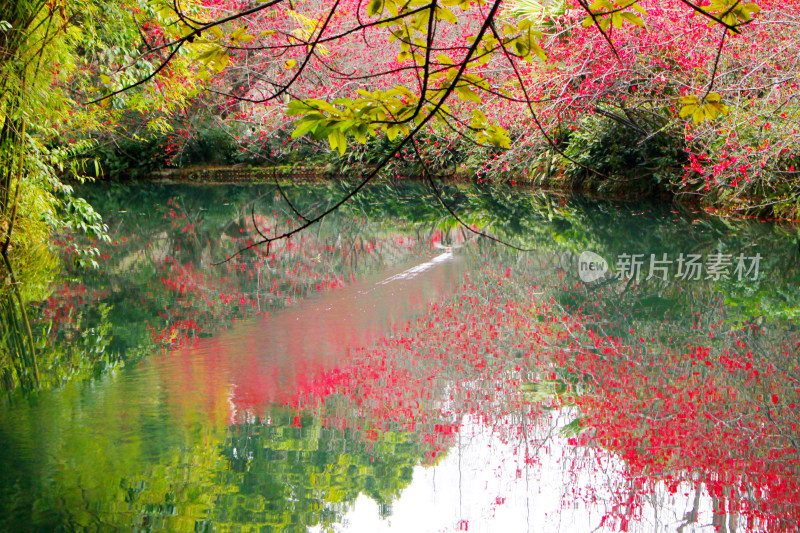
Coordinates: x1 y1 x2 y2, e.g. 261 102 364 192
316 412 730 533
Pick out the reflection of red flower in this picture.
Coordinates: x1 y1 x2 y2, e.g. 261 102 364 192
555 313 800 531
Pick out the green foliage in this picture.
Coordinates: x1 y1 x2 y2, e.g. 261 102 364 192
0 0 198 392
562 111 686 193
507 0 567 23
581 0 647 31
702 0 760 27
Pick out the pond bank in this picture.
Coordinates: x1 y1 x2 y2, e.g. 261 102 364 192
142 165 800 223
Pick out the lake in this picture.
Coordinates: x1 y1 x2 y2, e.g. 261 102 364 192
0 181 798 532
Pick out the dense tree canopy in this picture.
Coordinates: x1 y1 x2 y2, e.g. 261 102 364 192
3 0 799 251
1 0 799 387
63 0 795 245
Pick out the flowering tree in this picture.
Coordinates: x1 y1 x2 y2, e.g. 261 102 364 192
81 0 800 247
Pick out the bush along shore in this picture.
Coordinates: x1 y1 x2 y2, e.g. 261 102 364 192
99 119 798 222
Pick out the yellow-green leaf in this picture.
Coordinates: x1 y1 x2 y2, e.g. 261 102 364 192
367 0 384 16
230 26 248 41
679 104 697 118
455 85 482 104
434 6 458 24
621 12 645 27
328 130 339 152
212 50 229 73
291 118 319 139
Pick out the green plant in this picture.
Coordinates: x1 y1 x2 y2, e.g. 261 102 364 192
562 111 686 194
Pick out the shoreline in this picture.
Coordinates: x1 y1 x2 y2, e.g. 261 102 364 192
113 165 800 224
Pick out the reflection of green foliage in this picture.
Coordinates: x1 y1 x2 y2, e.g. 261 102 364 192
35 304 116 388
213 412 423 531
0 399 427 532
504 196 800 346
522 366 593 405
0 291 39 391
721 254 800 323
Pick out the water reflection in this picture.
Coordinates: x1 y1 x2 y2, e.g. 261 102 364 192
161 249 465 421
0 182 798 532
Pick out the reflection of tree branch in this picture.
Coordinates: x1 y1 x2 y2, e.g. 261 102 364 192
273 176 311 223
215 0 505 264
412 141 535 252
676 483 703 533
764 405 800 456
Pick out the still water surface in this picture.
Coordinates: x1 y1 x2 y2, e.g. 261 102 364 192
0 182 798 532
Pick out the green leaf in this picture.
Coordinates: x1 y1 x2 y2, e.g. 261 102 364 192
353 124 368 143
513 39 529 57
287 100 313 115
455 85 482 104
367 0 384 16
621 12 645 27
291 118 319 139
434 6 458 24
